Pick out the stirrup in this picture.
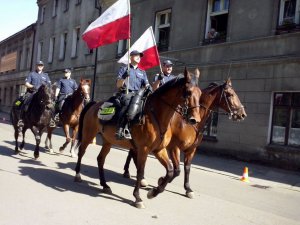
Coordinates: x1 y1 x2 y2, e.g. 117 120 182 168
123 128 132 140
54 113 60 122
49 119 56 127
17 120 24 127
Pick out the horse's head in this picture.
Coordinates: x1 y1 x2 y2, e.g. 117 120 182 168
79 79 91 103
182 68 202 125
153 67 202 125
218 78 247 121
36 84 53 109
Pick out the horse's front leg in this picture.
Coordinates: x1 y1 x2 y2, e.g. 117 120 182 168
45 127 55 154
147 148 173 199
168 146 181 183
60 124 70 152
97 142 112 193
19 127 27 150
14 126 20 154
69 126 78 158
31 127 41 159
183 147 197 199
133 148 148 209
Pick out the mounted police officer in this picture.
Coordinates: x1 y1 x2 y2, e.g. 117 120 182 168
152 60 176 91
115 50 150 140
17 61 53 127
54 68 78 121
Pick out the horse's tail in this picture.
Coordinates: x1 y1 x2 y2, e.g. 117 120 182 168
76 101 97 149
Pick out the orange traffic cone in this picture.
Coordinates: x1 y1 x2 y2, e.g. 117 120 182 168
240 167 250 183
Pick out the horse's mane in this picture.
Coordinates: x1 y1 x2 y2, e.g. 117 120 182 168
151 75 186 97
203 82 222 93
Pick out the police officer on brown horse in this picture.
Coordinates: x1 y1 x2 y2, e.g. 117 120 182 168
17 61 54 128
115 50 150 140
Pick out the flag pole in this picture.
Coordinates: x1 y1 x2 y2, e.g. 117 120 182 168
150 26 163 74
126 0 131 95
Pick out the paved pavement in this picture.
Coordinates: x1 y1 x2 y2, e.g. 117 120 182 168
1 110 300 225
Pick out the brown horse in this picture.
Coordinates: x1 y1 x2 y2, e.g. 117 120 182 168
74 68 202 208
45 79 91 157
124 78 247 198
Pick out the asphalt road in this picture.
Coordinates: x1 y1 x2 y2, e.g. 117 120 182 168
0 120 300 225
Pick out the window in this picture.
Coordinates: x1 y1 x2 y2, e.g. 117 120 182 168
18 50 22 70
40 6 46 24
52 0 58 17
37 41 43 62
64 0 70 12
203 112 219 138
155 9 171 51
48 37 55 63
76 0 82 5
204 0 229 45
271 92 300 147
59 32 68 60
117 39 127 58
4 88 7 105
71 27 80 58
16 85 26 97
279 0 300 25
25 48 30 69
9 87 13 105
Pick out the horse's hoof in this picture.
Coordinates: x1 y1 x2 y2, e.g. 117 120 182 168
147 189 155 199
15 150 20 155
34 154 39 160
102 187 112 194
49 149 54 154
141 179 148 187
74 174 82 182
123 172 130 178
158 177 164 186
70 151 76 158
135 201 145 209
186 191 195 199
59 147 64 152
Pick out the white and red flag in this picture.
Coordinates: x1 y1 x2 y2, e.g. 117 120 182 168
118 26 160 70
82 0 130 49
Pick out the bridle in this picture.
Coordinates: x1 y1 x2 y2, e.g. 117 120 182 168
199 83 244 120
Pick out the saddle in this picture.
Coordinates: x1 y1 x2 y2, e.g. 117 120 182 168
97 88 150 125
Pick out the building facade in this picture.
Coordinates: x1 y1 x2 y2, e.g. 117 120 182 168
0 24 36 113
1 0 299 168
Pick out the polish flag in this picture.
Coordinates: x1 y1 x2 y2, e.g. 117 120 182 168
118 26 160 70
82 0 130 49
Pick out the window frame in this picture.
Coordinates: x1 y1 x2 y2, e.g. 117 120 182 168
52 0 58 17
204 0 230 45
270 92 300 147
40 6 46 24
278 0 300 26
154 9 172 52
48 37 55 63
71 27 80 58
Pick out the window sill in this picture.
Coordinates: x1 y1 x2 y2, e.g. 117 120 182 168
266 144 300 153
275 23 300 35
203 136 218 142
71 56 78 59
202 37 226 45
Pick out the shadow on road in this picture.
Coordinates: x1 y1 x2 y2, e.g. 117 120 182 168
18 165 135 206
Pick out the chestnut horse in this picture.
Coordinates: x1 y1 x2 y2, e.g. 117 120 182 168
45 79 91 157
124 78 247 198
74 69 202 208
10 84 54 159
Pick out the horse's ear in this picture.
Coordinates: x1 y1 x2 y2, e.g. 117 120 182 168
226 77 232 86
184 67 192 83
195 68 200 79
